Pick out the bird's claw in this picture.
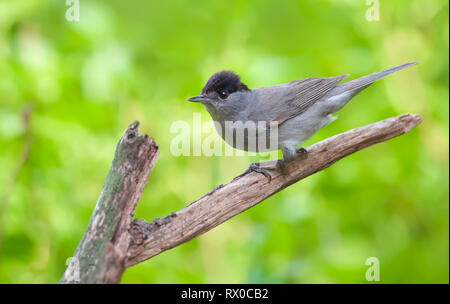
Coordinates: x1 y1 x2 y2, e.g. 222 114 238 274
296 147 308 160
245 153 305 181
245 162 272 182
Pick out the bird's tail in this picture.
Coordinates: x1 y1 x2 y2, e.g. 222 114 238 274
330 61 419 97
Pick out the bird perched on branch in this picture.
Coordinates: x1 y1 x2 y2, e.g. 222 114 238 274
188 62 419 180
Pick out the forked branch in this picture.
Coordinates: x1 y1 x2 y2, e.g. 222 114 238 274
60 113 422 283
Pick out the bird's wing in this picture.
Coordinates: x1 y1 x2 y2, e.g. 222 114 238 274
250 75 349 125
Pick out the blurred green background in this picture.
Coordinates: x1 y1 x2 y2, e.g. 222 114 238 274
0 0 448 283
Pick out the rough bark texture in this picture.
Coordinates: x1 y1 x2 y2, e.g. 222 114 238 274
61 113 421 283
60 121 159 283
125 113 421 267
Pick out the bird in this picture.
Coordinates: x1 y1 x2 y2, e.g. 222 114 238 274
188 62 419 180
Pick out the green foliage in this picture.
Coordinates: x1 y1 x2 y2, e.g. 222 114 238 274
0 0 448 283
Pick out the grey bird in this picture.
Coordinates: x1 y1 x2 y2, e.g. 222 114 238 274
188 62 419 180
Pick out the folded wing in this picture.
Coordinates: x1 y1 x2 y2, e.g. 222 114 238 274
250 75 348 125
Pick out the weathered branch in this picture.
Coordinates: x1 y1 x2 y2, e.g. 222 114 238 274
125 113 422 267
61 113 421 283
60 121 159 283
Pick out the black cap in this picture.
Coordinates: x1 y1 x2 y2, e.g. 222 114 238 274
202 70 249 95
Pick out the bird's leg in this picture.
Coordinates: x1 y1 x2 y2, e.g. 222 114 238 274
273 146 308 172
280 145 297 162
244 147 308 182
275 146 297 173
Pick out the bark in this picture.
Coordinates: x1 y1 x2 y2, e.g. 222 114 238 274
60 113 421 283
60 121 159 283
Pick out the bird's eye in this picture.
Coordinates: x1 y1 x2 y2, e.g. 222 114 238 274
219 90 228 99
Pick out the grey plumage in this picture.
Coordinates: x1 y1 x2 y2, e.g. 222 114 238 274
330 61 418 97
250 74 349 125
188 62 419 166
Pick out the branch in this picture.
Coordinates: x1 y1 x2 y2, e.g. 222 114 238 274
60 121 159 283
60 113 421 283
125 113 422 267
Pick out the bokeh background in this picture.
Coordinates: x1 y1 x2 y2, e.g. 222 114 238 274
0 0 448 283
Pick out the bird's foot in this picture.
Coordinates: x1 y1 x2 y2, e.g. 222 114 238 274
275 159 289 174
296 147 308 160
245 153 305 181
245 162 273 182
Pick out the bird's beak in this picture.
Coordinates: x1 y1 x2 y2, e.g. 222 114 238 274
188 95 210 103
